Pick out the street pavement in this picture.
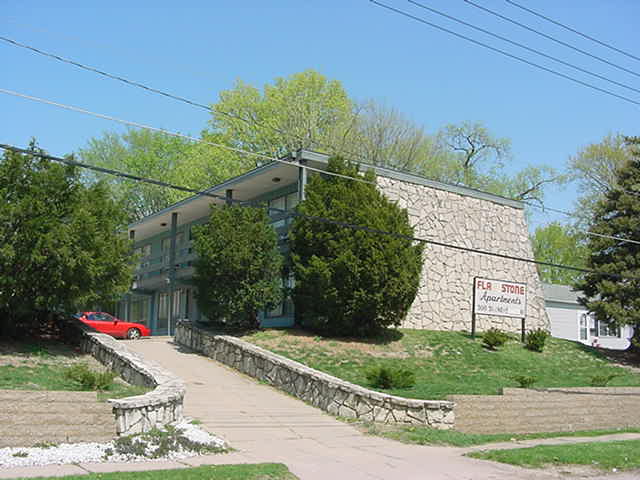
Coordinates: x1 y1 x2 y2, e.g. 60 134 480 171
2 337 638 480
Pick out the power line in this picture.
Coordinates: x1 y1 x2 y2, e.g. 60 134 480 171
4 86 640 247
462 0 640 80
368 1 640 107
504 0 640 64
0 88 375 186
407 0 640 95
2 142 634 281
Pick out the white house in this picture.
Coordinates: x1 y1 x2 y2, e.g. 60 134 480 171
543 283 634 350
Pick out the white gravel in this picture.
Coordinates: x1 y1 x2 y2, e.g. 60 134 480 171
0 421 227 468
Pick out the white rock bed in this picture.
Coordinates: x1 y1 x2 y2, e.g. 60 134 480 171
0 422 226 468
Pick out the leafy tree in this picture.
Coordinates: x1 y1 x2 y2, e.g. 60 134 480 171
531 222 588 285
192 205 283 328
289 156 424 337
210 69 354 158
569 133 634 226
575 136 640 346
0 145 133 338
79 129 252 222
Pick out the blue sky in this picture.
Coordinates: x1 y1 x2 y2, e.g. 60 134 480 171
2 1 638 230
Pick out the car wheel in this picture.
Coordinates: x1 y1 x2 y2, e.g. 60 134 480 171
127 328 141 340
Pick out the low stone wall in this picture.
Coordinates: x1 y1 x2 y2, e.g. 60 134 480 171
77 323 185 436
451 387 640 434
175 321 454 428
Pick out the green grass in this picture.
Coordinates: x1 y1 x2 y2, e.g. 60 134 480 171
8 464 298 480
469 440 640 470
356 423 640 447
242 329 640 399
0 341 150 399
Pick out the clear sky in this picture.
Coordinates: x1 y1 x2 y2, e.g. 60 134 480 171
2 1 638 230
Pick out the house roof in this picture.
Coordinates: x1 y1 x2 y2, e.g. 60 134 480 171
542 283 581 304
128 149 525 242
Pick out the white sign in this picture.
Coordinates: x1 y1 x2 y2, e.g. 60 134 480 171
474 278 527 318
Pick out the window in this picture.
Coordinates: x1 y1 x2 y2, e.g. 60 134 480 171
579 313 588 341
598 321 620 338
269 196 285 216
161 232 184 252
286 192 299 211
138 244 152 257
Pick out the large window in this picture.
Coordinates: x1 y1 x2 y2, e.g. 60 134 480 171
598 321 621 338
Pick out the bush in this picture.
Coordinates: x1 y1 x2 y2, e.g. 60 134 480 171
64 363 116 391
590 373 618 387
289 156 424 337
525 329 549 352
482 328 509 350
366 366 416 389
192 205 283 329
513 375 537 388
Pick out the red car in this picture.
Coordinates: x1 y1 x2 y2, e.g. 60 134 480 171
76 312 151 339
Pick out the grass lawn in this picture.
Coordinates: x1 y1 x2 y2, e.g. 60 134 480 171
8 464 297 480
469 440 640 471
354 422 640 447
0 340 149 399
241 328 640 399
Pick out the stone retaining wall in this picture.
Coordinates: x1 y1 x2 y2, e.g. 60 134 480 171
76 322 185 436
451 386 640 434
175 321 454 428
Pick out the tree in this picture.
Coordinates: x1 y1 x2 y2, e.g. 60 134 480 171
210 69 354 158
79 129 252 222
531 222 588 285
289 156 424 337
192 205 283 328
437 122 564 203
0 145 133 337
575 136 640 345
569 133 634 226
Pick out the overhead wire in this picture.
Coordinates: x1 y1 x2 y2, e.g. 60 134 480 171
504 0 640 64
407 0 640 94
0 88 375 186
3 86 640 247
3 142 636 281
461 0 640 79
368 0 640 107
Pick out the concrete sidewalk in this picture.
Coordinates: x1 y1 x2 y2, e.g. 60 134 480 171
2 337 637 480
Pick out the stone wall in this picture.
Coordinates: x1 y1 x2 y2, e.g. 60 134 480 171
378 176 549 333
451 386 640 434
78 324 185 436
175 321 454 428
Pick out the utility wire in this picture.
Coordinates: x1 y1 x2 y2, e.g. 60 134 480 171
2 142 634 281
462 0 640 79
504 0 640 64
369 0 640 107
0 88 375 186
4 86 640 247
408 0 640 95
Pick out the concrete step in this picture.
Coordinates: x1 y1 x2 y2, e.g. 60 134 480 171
0 390 100 402
0 432 115 448
1 402 113 415
0 413 115 426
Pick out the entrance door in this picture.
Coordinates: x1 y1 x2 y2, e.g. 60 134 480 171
157 292 169 335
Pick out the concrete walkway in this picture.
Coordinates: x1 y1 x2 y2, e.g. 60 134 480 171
2 337 638 480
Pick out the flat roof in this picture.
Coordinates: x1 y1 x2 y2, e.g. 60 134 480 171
129 149 524 241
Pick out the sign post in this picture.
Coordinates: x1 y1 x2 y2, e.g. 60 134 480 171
473 277 527 340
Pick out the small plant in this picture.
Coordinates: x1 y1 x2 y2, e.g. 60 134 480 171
105 425 225 460
32 441 57 449
524 329 549 352
64 363 116 391
513 375 537 388
590 373 619 387
366 366 415 389
482 328 509 350
12 451 28 458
